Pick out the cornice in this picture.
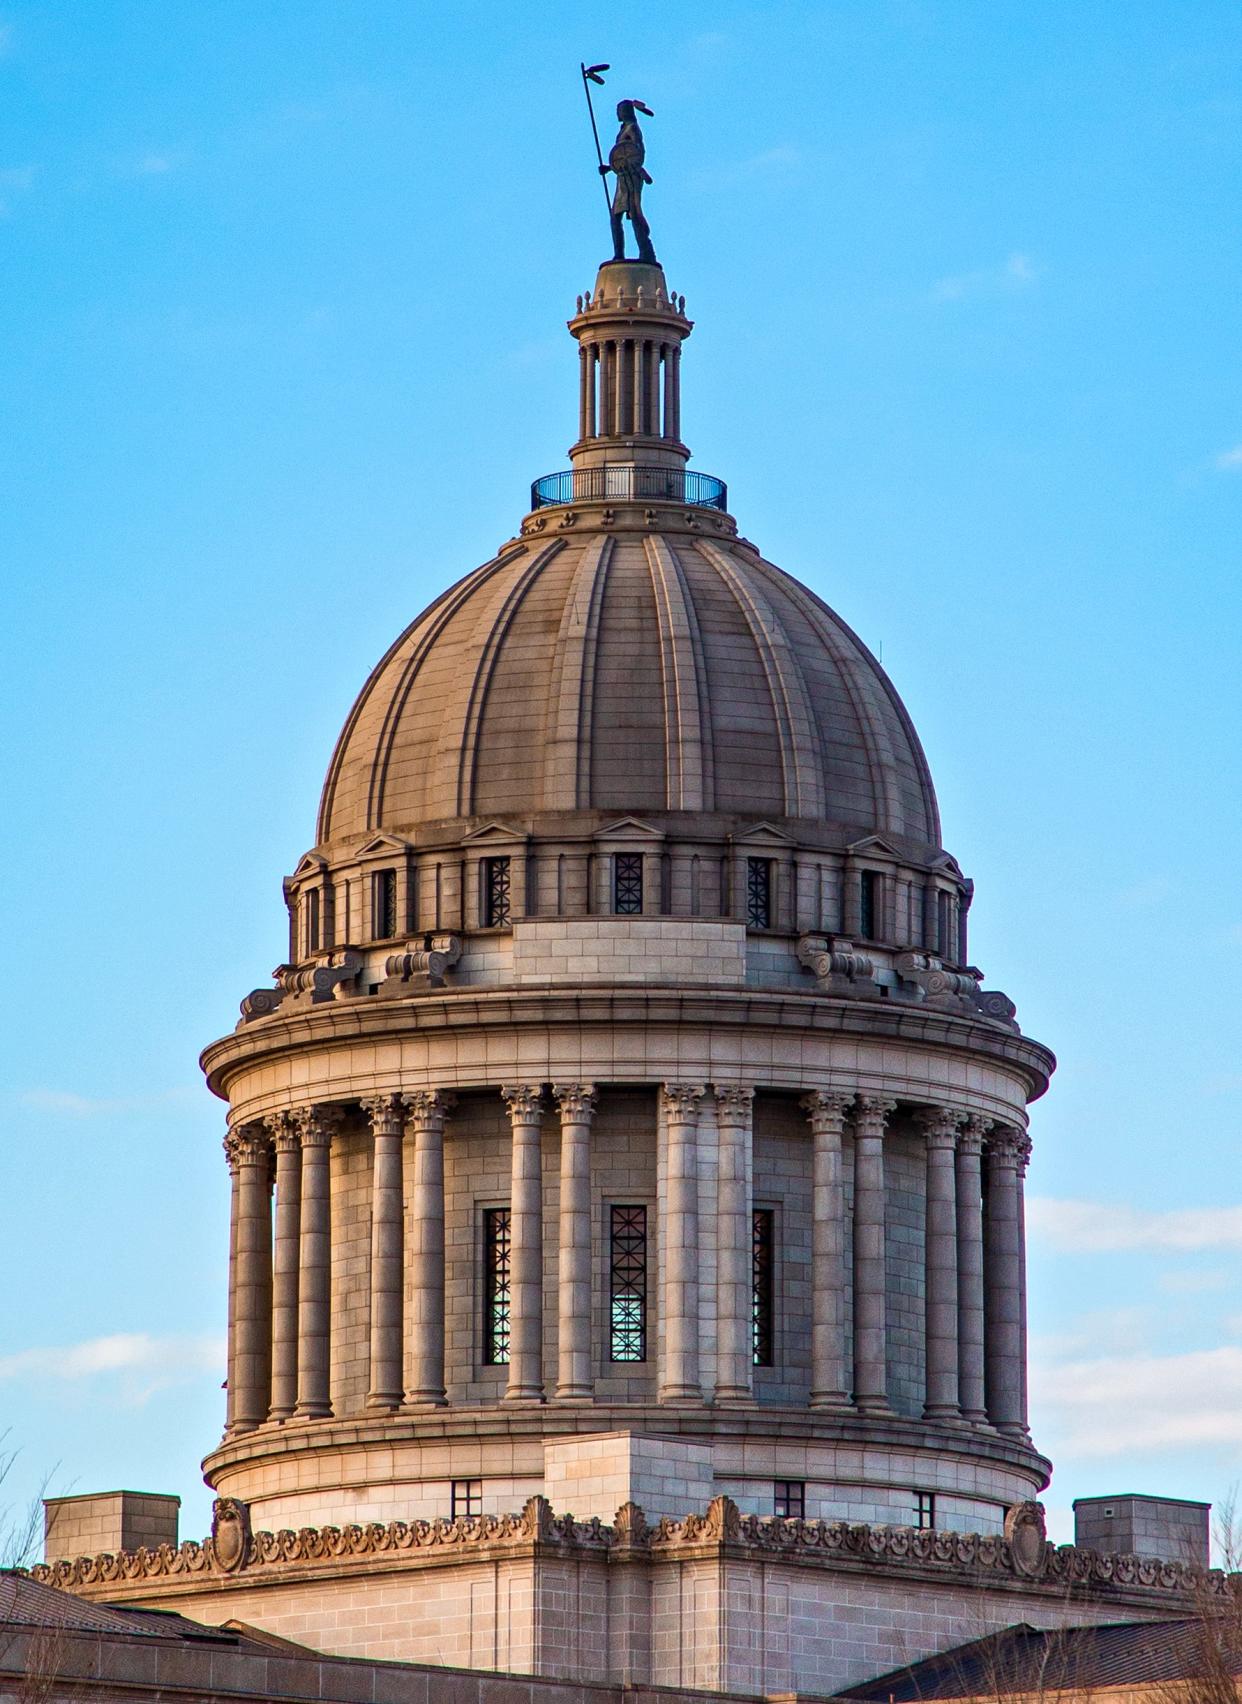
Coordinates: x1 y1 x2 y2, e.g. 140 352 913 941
201 985 1055 1105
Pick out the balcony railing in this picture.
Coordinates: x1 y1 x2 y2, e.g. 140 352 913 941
530 465 728 512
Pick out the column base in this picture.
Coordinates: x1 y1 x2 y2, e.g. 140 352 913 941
853 1397 892 1418
403 1391 448 1409
553 1388 595 1402
922 1404 965 1425
809 1392 853 1412
266 1407 296 1423
713 1387 755 1408
365 1393 404 1413
502 1388 546 1404
658 1388 704 1404
292 1403 333 1420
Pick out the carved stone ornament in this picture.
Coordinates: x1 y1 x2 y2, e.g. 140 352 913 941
239 986 283 1022
714 1084 755 1122
402 1089 455 1131
552 1082 597 1122
801 1090 854 1133
661 1082 705 1121
501 1084 544 1123
361 1095 403 1139
853 1096 897 1137
613 1500 649 1546
958 1114 991 1156
1005 1500 1049 1579
211 1497 252 1574
223 1124 268 1171
917 1106 963 1146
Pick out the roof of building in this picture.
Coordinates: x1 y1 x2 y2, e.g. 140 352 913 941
317 531 941 852
840 1617 1242 1698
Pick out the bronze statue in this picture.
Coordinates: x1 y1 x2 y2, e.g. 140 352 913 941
600 99 656 264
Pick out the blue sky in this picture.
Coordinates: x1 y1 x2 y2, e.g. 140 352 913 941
1 1 1240 1554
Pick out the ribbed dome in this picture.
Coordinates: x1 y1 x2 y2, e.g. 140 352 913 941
317 530 941 850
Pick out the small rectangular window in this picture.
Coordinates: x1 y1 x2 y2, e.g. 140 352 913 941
372 868 397 939
753 1208 775 1367
306 887 321 954
746 857 772 929
482 1207 511 1364
609 1205 648 1362
916 1491 936 1530
613 852 644 914
451 1478 483 1519
483 856 512 927
859 870 880 939
774 1480 805 1520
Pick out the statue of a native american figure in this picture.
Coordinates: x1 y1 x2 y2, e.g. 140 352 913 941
600 99 656 263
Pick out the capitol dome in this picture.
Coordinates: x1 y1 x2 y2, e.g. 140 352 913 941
317 530 940 850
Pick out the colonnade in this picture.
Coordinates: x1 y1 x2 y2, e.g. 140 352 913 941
577 339 681 442
223 1086 1031 1440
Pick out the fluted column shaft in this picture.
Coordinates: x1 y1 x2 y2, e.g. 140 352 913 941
852 1097 894 1414
362 1096 404 1411
502 1086 545 1402
404 1090 452 1406
804 1091 853 1411
660 1083 704 1403
553 1084 596 1401
955 1117 989 1422
984 1125 1027 1436
1018 1135 1031 1432
227 1124 273 1432
920 1107 962 1421
715 1085 755 1407
268 1114 302 1420
294 1105 337 1419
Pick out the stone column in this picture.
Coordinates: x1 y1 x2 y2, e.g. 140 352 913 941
1017 1131 1032 1434
268 1112 301 1421
502 1085 545 1402
955 1116 989 1423
363 1095 404 1412
715 1085 755 1407
553 1083 596 1401
984 1124 1027 1437
660 1083 704 1403
403 1090 452 1407
851 1097 895 1414
803 1091 853 1411
293 1103 338 1419
919 1107 962 1422
223 1134 242 1434
226 1123 273 1433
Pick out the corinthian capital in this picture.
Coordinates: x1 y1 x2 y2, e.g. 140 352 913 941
853 1096 896 1139
714 1084 755 1123
552 1083 597 1123
957 1114 991 1157
501 1084 544 1124
291 1103 343 1148
223 1122 270 1170
800 1090 853 1134
361 1095 403 1140
986 1124 1028 1168
402 1089 455 1132
917 1105 963 1148
661 1082 705 1122
264 1109 300 1154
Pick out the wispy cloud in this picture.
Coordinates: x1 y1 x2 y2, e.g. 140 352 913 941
1214 444 1242 471
17 1086 197 1118
1033 1344 1242 1457
1158 1268 1232 1295
931 251 1039 304
1029 1196 1242 1252
692 145 804 190
0 21 13 57
0 1333 223 1404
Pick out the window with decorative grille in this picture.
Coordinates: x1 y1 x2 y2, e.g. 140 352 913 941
916 1491 936 1530
609 1205 648 1362
482 856 512 927
482 1207 511 1364
451 1478 483 1519
305 887 321 954
774 1480 805 1519
746 857 772 928
372 868 397 939
753 1208 775 1366
613 852 644 914
859 869 880 939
